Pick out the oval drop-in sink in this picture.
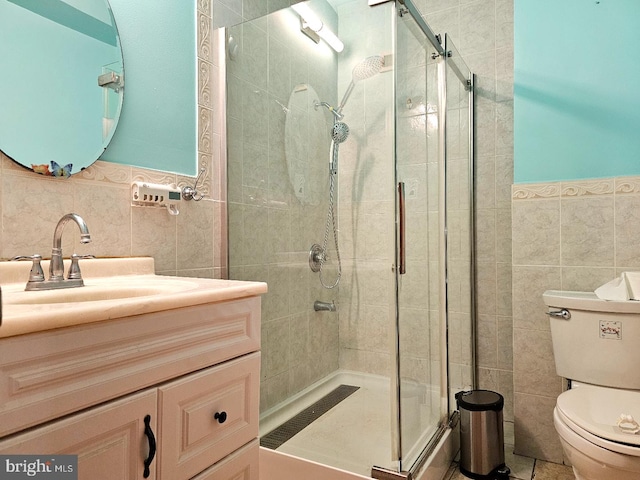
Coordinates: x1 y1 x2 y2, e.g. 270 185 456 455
4 279 199 305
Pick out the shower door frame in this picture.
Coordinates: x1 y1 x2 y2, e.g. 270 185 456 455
381 1 477 477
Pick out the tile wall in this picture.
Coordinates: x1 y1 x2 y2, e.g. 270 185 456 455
223 1 342 412
512 177 640 462
213 0 301 28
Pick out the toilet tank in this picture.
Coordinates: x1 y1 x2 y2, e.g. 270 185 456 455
543 290 640 389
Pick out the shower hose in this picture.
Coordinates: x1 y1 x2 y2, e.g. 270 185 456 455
319 140 342 289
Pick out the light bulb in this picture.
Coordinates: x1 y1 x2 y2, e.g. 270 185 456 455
292 2 344 53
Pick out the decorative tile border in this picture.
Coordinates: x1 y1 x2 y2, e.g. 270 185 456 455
132 166 176 185
198 11 213 64
79 161 131 185
513 176 640 200
561 178 614 197
512 183 560 199
615 177 640 194
199 106 213 155
195 3 214 200
199 60 212 108
197 0 211 15
1 155 133 187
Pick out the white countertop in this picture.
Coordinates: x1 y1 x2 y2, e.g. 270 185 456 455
0 257 267 339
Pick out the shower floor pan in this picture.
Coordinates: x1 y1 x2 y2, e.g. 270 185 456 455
259 371 443 477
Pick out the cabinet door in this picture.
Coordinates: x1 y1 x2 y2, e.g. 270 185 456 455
0 390 158 480
191 439 259 480
158 352 260 480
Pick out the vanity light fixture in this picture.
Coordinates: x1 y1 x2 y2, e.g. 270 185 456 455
292 2 344 53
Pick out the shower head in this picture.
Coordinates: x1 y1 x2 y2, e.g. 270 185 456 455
352 55 385 82
332 121 350 144
330 121 349 175
336 55 385 115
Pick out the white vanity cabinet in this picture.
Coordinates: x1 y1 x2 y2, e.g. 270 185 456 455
0 295 262 480
0 389 159 479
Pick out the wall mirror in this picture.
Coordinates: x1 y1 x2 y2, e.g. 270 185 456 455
0 0 124 177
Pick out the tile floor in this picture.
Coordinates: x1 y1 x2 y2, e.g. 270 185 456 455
445 422 575 480
444 458 575 480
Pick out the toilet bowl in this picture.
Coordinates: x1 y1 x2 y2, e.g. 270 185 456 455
553 384 640 480
543 290 640 480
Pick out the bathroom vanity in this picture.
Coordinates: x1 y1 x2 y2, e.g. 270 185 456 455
0 257 267 480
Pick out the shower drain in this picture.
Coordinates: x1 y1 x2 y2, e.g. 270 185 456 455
260 384 360 449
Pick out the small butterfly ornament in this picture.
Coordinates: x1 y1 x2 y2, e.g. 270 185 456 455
50 160 72 179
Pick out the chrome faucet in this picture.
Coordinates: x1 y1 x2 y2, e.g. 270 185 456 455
11 213 92 291
50 213 91 281
314 300 336 312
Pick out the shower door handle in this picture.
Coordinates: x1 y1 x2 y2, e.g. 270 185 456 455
398 182 406 275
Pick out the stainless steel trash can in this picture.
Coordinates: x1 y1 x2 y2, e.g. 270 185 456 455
455 390 510 479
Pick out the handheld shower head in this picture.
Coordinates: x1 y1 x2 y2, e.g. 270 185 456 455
336 55 385 115
329 121 349 175
332 121 350 144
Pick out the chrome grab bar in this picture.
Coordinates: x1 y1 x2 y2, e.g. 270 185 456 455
546 309 571 320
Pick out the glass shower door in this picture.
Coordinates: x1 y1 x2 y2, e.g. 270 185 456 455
394 10 475 476
443 33 475 411
394 4 446 470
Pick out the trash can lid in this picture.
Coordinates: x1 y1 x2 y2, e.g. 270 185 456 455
455 390 504 412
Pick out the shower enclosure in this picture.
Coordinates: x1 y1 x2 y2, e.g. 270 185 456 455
224 0 474 477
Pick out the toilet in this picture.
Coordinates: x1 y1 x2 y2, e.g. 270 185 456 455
544 290 640 480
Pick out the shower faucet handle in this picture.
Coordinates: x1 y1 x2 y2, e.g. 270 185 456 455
309 244 326 273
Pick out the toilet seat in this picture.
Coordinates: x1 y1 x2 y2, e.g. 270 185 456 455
554 408 640 479
556 408 640 458
556 384 640 455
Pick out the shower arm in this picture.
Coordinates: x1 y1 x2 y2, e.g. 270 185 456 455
316 101 344 120
336 80 356 115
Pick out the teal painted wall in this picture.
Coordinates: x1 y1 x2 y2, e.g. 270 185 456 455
514 0 640 184
102 0 197 176
0 1 119 173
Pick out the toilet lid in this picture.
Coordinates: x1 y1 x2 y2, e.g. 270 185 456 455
557 384 640 447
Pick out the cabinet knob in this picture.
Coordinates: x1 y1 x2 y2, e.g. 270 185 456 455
214 411 227 424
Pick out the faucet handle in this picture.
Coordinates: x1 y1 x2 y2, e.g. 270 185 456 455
10 254 45 282
68 254 95 280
